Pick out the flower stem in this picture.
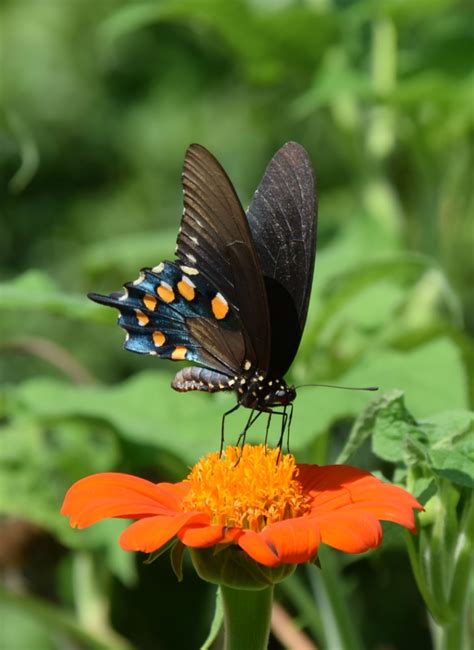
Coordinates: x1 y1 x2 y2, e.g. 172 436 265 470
308 549 365 650
220 585 274 650
405 530 448 623
435 492 474 650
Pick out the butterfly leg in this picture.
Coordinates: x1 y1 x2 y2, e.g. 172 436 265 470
236 408 263 448
264 412 273 448
275 405 289 456
260 406 291 457
234 408 264 465
220 403 241 456
285 402 294 452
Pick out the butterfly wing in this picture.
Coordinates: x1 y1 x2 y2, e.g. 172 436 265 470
246 142 317 376
89 262 246 377
175 143 271 372
89 144 274 382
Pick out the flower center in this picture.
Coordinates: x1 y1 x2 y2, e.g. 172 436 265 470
182 445 311 531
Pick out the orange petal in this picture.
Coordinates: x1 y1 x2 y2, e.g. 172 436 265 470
298 464 375 497
316 510 383 553
238 518 320 567
238 530 281 567
61 473 189 528
298 464 422 524
150 480 191 511
343 498 418 531
179 524 227 547
120 512 209 552
260 518 321 564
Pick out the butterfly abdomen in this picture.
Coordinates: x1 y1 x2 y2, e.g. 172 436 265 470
172 367 236 393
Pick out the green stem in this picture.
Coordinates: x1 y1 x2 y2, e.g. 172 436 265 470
409 489 474 649
371 15 397 97
437 493 474 650
448 492 474 611
72 552 129 649
308 549 364 650
220 585 273 650
428 483 453 614
279 572 325 644
405 530 448 624
367 15 397 161
431 606 469 650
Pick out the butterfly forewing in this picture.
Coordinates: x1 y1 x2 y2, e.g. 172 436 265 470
246 142 317 376
176 144 271 373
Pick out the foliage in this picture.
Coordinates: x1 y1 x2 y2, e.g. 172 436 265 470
0 0 472 649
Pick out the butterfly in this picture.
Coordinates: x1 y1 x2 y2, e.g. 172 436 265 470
89 142 317 447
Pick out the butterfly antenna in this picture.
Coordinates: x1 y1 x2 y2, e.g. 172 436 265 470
296 383 379 392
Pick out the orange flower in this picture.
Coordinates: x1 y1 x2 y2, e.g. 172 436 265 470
61 445 422 569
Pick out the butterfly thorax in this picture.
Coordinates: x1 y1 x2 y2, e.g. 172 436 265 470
238 372 296 410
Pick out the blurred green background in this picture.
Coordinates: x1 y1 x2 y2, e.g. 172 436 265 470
1 1 472 649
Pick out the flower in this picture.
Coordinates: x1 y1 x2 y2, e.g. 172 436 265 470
62 445 422 571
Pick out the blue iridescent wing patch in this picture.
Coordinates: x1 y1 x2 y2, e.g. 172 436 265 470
89 260 245 376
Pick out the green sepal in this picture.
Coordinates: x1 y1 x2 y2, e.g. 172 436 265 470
309 554 322 569
200 587 224 650
143 538 177 565
190 545 295 590
170 540 186 582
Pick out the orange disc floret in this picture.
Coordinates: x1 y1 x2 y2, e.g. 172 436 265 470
182 445 311 531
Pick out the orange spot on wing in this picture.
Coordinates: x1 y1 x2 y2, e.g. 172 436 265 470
211 293 229 320
157 283 175 303
135 310 149 326
171 346 187 360
177 280 195 301
143 295 157 311
152 331 166 347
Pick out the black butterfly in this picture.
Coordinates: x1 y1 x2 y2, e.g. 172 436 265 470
89 142 317 446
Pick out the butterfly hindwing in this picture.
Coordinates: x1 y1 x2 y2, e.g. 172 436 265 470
88 262 245 376
246 142 317 376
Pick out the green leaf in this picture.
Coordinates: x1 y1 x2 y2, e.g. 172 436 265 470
99 0 335 85
403 433 431 467
75 521 137 586
303 253 429 346
0 270 98 321
0 599 56 650
420 410 474 445
371 392 426 463
0 417 119 541
298 336 469 457
337 390 403 463
82 230 176 276
410 477 437 502
13 371 223 461
339 338 469 415
429 447 474 488
13 370 332 461
358 390 474 488
0 587 131 650
421 411 474 487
